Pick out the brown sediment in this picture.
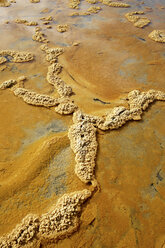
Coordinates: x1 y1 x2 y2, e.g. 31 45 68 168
32 30 49 43
0 50 34 63
69 0 80 9
43 21 51 25
148 30 165 43
0 0 10 7
68 115 98 185
56 25 69 33
0 79 16 90
0 189 91 247
87 6 102 13
15 19 38 26
125 11 151 28
12 87 60 107
0 57 7 65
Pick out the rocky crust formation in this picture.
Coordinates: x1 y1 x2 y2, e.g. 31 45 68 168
12 87 60 107
30 0 40 3
148 30 165 43
0 57 7 64
32 30 49 43
69 0 80 9
100 0 130 7
125 11 150 28
15 19 38 26
0 50 34 63
55 98 77 115
87 6 101 13
56 25 69 33
0 79 16 90
0 190 91 247
68 115 98 184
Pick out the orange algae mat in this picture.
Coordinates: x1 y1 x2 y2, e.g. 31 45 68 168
0 0 165 247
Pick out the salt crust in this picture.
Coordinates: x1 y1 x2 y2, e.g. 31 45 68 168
15 19 38 26
0 80 16 90
125 11 150 28
0 189 91 247
148 30 165 43
68 89 165 184
100 0 130 8
56 25 69 33
0 50 34 63
69 0 80 9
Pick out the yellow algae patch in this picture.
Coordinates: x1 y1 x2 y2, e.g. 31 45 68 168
0 57 7 65
87 6 101 13
56 24 69 33
32 29 49 43
125 11 150 28
15 19 38 26
0 0 10 7
0 190 91 247
148 30 165 43
0 50 34 63
69 0 80 9
0 79 16 90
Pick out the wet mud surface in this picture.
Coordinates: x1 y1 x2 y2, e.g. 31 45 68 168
0 0 165 247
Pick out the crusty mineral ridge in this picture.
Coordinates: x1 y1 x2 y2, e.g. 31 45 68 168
87 6 101 13
86 0 97 3
0 50 34 63
68 116 98 184
15 19 38 26
40 16 53 21
55 98 77 114
39 189 91 241
148 30 165 43
0 79 16 90
32 30 48 43
47 71 73 97
69 0 80 9
45 48 64 64
0 214 39 248
125 11 150 28
100 0 130 7
56 25 69 33
13 88 59 107
48 63 63 75
0 57 7 64
0 190 91 247
127 89 165 120
30 0 40 3
72 89 165 130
